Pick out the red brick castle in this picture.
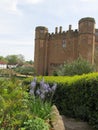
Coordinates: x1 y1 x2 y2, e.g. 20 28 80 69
34 17 98 75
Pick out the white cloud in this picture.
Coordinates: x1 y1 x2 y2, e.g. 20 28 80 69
0 0 16 11
16 0 44 5
0 0 21 15
0 0 44 14
24 0 44 4
80 0 96 2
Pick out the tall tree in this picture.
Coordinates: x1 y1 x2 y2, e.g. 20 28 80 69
6 54 25 65
0 56 7 63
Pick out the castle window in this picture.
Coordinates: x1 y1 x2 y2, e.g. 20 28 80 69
62 39 66 48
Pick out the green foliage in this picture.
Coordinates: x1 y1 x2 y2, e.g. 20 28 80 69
14 65 35 76
55 57 95 76
23 117 49 130
0 78 30 129
26 60 34 65
23 73 98 128
3 73 97 128
0 69 17 77
6 54 25 65
28 96 52 120
0 78 51 129
0 56 8 63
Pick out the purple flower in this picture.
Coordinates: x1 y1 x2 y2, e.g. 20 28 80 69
47 87 52 92
40 93 45 99
30 81 36 88
29 90 34 95
52 83 57 91
45 84 52 92
30 77 37 89
43 83 48 89
29 77 57 102
29 77 37 95
40 83 50 94
40 78 44 87
36 89 41 95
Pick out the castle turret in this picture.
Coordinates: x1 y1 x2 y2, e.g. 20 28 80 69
34 26 48 75
78 17 95 64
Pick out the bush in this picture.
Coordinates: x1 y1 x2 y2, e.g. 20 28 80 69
23 117 50 130
55 57 95 76
0 77 52 129
14 65 35 76
52 73 98 128
0 78 30 129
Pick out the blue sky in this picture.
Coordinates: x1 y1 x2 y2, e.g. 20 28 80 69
0 0 98 61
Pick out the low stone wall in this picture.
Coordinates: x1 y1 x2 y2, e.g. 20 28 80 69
51 105 65 130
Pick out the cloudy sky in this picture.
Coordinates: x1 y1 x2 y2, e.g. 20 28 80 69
0 0 98 61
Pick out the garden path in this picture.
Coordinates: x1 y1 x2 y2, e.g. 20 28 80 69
62 116 96 130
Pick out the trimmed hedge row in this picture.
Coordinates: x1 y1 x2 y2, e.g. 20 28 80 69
23 73 98 128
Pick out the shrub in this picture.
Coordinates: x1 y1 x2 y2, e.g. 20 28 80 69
14 65 35 76
0 77 54 129
55 57 95 76
23 117 50 130
0 78 30 129
52 73 98 128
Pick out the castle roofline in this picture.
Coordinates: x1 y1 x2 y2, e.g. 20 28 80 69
79 17 95 24
36 26 48 31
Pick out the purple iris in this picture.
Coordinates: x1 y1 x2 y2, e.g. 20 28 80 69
52 83 57 91
36 89 41 95
29 77 57 101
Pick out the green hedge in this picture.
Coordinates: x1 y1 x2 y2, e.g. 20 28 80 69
22 73 98 128
52 73 98 128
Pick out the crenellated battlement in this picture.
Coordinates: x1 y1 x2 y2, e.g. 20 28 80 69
48 25 78 40
35 24 79 40
50 25 74 35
